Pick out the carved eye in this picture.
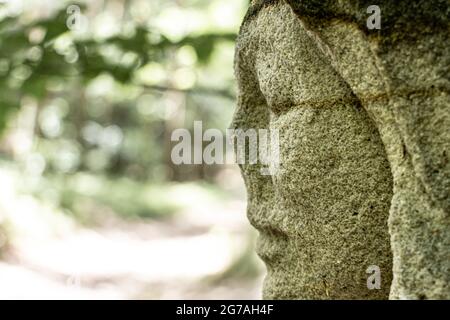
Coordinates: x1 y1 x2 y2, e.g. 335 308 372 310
268 99 296 117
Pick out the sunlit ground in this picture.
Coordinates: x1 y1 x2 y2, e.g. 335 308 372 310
0 163 264 299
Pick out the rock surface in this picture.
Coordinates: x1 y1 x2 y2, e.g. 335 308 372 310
232 0 449 299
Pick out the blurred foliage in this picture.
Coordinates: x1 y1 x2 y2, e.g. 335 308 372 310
0 1 236 130
24 171 227 224
0 0 245 220
0 223 10 258
0 2 262 299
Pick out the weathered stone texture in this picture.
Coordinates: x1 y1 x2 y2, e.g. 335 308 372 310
233 0 449 299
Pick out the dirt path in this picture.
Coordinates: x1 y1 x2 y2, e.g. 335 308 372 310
0 193 263 299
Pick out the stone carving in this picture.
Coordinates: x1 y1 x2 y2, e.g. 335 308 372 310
232 0 449 299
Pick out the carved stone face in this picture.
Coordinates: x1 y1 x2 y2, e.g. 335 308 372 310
232 1 393 299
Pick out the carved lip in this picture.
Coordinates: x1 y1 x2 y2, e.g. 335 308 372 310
255 228 289 265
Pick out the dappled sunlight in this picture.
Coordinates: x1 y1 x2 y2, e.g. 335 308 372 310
16 229 235 281
0 164 262 299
